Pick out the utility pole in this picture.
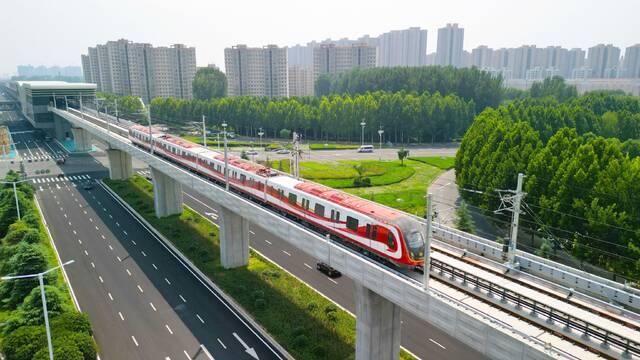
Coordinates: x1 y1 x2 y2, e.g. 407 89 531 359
114 98 119 122
423 192 433 289
508 173 525 266
292 132 300 178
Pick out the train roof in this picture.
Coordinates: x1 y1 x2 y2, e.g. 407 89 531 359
294 182 402 221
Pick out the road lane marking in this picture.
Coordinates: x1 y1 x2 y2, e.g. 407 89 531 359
249 230 255 235
182 350 190 359
117 256 122 262
91 262 95 268
429 338 446 349
131 336 138 347
126 269 132 276
108 244 113 250
107 292 113 301
98 276 104 283
89 218 93 222
164 277 171 285
137 285 143 293
265 239 272 245
124 231 129 236
84 250 88 256
304 263 312 269
217 338 227 349
150 302 157 311
131 240 136 246
73 230 77 235
282 250 292 256
328 278 338 284
196 314 204 324
116 222 120 227
165 324 173 334
118 312 124 321
95 225 99 230
78 239 82 244
200 345 214 360
141 251 147 257
152 263 158 270
179 294 186 303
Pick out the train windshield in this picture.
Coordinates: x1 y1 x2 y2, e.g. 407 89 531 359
407 231 424 261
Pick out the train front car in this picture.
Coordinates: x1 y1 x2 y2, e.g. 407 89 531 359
389 215 426 267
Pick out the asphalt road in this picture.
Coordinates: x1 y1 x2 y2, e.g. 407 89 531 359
166 176 486 360
36 172 285 360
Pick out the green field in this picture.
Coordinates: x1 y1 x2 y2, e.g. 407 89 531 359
408 156 455 170
181 135 281 150
105 176 415 360
309 143 360 150
266 159 443 216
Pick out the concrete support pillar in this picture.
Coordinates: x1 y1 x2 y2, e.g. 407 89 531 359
219 206 249 269
107 149 133 180
70 127 92 152
150 167 183 218
354 283 401 360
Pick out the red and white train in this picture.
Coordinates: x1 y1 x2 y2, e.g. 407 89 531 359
129 125 425 267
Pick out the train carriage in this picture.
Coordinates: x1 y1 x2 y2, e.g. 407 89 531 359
128 125 425 267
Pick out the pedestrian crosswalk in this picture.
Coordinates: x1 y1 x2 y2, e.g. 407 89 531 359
31 174 92 184
18 153 67 162
137 170 152 179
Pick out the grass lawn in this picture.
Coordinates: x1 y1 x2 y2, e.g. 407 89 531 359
310 143 360 150
265 160 416 189
181 135 280 149
266 159 442 217
105 176 415 360
408 156 455 170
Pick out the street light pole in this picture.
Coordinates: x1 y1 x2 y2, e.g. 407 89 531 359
114 98 119 122
202 115 207 148
423 193 433 290
1 260 75 360
360 121 366 146
222 122 229 190
147 106 154 155
377 127 384 161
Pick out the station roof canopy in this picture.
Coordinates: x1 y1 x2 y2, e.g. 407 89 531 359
15 81 96 91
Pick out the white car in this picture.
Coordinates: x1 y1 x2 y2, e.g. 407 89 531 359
245 150 258 156
357 145 374 153
276 149 290 154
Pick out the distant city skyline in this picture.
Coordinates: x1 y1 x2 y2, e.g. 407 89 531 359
1 0 639 77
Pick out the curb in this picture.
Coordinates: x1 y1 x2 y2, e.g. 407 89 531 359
98 180 294 360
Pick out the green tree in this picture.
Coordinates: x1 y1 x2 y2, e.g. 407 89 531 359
279 128 291 139
529 76 578 102
314 74 331 97
454 201 476 234
0 243 49 308
4 285 70 333
537 238 554 259
192 67 227 100
1 325 46 360
397 148 409 166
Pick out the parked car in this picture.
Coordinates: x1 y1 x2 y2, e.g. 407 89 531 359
56 158 65 164
82 181 93 190
245 150 258 156
357 145 374 153
276 149 289 155
316 262 341 278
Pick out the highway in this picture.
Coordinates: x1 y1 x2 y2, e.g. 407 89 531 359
36 171 286 360
152 170 487 360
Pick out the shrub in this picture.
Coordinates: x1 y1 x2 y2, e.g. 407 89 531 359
2 221 31 245
324 304 337 315
51 312 93 335
313 345 328 358
306 302 318 311
66 332 97 360
4 285 70 333
254 298 266 310
22 229 42 244
292 334 309 348
252 289 265 299
353 176 371 187
33 340 83 360
21 213 39 228
1 325 46 360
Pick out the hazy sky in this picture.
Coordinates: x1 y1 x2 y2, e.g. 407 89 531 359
1 0 638 76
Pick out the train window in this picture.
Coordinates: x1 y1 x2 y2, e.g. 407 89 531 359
387 233 395 249
372 226 378 239
240 174 246 183
330 209 335 221
366 224 371 237
346 216 358 232
304 199 310 210
335 211 340 221
288 193 297 205
315 203 325 217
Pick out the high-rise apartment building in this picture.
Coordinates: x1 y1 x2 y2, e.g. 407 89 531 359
471 46 493 69
288 65 314 97
567 48 586 78
81 39 196 102
587 44 621 78
623 44 640 78
313 43 377 79
224 45 289 97
507 45 543 79
435 23 464 67
377 27 427 67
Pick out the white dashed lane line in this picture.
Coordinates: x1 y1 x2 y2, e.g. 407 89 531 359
108 293 114 301
328 278 338 285
304 263 312 269
137 285 144 293
265 239 272 245
118 312 124 321
131 336 139 347
196 314 205 324
282 250 292 256
429 338 446 350
164 278 171 285
165 324 173 335
152 263 158 270
150 302 157 311
179 294 187 303
217 338 227 349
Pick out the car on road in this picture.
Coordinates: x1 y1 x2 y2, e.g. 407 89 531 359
56 158 66 164
245 150 258 156
316 262 341 278
57 173 64 179
82 181 93 190
357 145 374 153
275 149 289 154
